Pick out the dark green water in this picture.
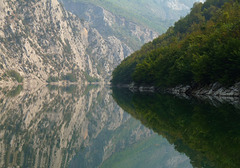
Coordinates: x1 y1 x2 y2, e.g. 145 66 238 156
0 85 239 168
112 87 240 168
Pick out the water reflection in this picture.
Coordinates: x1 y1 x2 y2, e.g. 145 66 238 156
0 84 90 167
0 85 192 168
112 87 240 168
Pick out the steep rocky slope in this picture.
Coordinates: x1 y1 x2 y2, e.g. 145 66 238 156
62 0 204 33
0 0 88 83
61 1 158 51
0 0 154 84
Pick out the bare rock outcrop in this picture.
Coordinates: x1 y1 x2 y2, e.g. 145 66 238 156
0 0 145 84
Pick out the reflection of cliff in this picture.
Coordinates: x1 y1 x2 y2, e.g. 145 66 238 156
68 86 154 168
0 85 152 167
112 88 240 168
0 85 87 167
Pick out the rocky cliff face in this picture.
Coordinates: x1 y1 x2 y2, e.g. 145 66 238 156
0 85 152 167
0 0 157 84
0 0 88 83
61 1 158 51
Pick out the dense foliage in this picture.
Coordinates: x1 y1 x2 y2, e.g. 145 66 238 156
7 85 23 97
111 0 240 87
112 88 240 168
6 70 24 83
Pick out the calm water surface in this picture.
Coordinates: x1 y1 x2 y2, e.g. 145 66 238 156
0 85 239 168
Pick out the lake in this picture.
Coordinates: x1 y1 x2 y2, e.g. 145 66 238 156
0 85 239 168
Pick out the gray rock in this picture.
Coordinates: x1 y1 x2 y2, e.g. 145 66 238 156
168 82 240 98
0 0 157 83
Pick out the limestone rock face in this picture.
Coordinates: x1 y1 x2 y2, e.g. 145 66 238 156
1 0 86 82
0 0 154 83
62 1 158 49
61 1 159 81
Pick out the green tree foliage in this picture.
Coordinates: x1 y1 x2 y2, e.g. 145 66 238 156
111 0 240 87
6 70 24 83
7 85 23 97
82 71 100 83
61 73 77 82
47 76 59 83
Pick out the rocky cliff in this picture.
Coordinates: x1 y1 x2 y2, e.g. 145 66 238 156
61 1 158 51
61 0 203 34
0 0 158 85
1 0 89 84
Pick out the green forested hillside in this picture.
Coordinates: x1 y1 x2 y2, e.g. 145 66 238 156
62 0 199 33
111 0 240 87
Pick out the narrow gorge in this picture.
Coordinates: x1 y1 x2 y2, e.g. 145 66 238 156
0 0 201 87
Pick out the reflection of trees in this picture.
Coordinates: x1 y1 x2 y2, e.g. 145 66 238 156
112 88 240 168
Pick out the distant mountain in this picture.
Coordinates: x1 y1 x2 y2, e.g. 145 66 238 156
111 0 240 87
61 0 203 33
61 1 158 50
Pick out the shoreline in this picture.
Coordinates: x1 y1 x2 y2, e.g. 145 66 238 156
166 82 240 97
113 82 240 109
114 82 240 97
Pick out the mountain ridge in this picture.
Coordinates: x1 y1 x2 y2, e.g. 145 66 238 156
61 1 159 50
62 0 202 33
111 0 240 87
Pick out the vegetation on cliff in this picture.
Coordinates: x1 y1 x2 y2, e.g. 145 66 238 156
111 0 240 87
62 0 199 33
3 70 23 83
